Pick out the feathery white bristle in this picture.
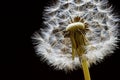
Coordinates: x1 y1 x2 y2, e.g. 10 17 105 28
32 0 119 71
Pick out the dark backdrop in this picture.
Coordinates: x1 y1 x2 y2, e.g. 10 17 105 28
2 0 120 80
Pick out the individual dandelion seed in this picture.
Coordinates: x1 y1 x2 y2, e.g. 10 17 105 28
32 0 119 80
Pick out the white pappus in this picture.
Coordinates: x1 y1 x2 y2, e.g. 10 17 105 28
32 0 119 71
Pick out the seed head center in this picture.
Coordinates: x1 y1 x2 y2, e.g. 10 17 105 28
66 22 85 31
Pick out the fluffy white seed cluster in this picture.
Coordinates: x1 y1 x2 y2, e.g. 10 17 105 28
32 0 119 71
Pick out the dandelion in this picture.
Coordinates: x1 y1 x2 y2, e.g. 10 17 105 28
32 0 119 80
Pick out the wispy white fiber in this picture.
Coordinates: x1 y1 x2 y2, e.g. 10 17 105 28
32 0 119 71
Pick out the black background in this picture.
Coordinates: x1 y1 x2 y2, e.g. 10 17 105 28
2 0 120 80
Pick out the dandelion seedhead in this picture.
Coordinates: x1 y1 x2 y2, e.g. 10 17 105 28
32 0 119 72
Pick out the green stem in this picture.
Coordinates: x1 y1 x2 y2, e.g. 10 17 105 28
81 56 91 80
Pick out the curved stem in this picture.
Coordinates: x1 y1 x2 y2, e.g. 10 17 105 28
80 56 91 80
66 20 91 80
